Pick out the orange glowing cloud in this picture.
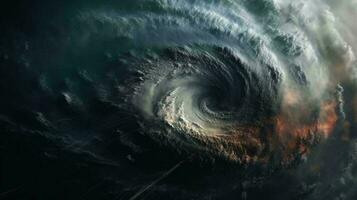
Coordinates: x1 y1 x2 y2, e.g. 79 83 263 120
269 87 339 164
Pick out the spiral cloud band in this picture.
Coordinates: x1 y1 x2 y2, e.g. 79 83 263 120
71 0 357 165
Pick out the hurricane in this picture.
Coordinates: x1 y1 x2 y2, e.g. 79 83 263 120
1 0 357 199
72 0 354 164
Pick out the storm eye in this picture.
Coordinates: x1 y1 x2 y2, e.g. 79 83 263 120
127 46 285 163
